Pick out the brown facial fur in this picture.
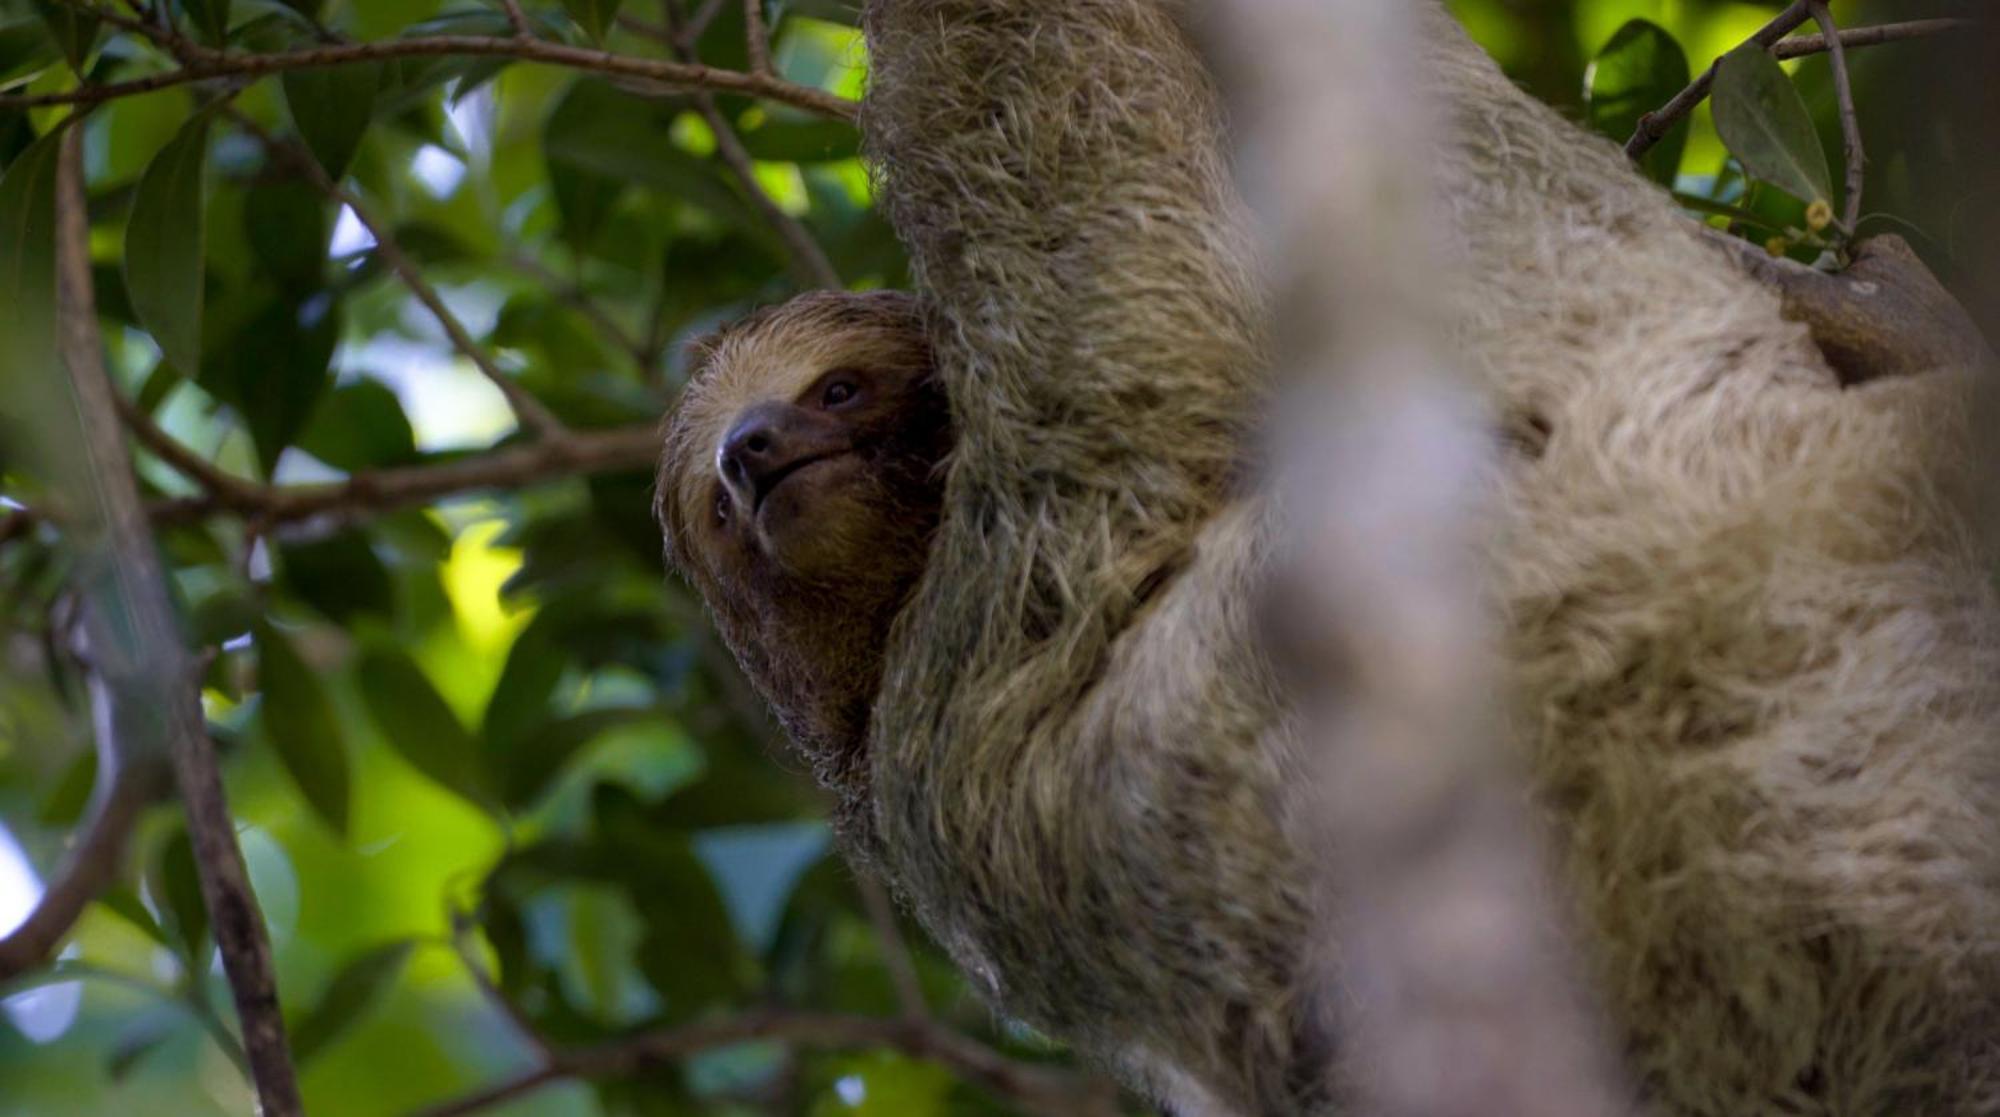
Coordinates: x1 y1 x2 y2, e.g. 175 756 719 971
656 290 950 829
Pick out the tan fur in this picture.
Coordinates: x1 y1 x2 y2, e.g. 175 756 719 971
661 2 2000 1113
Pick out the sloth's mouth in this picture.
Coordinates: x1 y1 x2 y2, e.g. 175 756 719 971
754 451 850 511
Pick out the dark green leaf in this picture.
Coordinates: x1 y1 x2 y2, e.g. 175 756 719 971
124 116 211 378
255 621 352 836
1585 20 1689 187
0 24 54 86
154 827 211 967
97 886 173 950
355 644 490 810
283 63 379 180
278 529 394 624
199 292 340 473
1712 45 1832 207
560 0 623 42
36 746 95 827
298 379 418 470
29 1 96 73
183 0 233 45
498 708 654 808
289 940 416 1063
243 179 330 293
0 131 66 473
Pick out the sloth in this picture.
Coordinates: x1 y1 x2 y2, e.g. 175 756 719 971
658 1 2000 1113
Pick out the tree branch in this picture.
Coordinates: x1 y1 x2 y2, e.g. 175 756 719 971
0 756 165 981
53 125 305 1117
3 423 664 545
662 0 841 290
1807 2 1866 233
406 1010 1114 1117
1624 13 1960 160
227 109 569 438
0 34 857 120
741 0 772 77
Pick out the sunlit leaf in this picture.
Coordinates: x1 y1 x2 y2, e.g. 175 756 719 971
355 644 490 810
255 621 353 837
124 115 211 378
1585 20 1689 187
1712 45 1832 208
283 63 379 180
289 940 416 1063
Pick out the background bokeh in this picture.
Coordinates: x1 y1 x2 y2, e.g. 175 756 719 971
0 2 1983 1115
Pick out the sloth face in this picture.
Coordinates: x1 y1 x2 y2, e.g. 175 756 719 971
657 291 951 804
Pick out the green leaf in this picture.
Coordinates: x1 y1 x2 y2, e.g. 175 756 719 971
282 62 379 180
153 827 211 968
255 621 352 837
1585 20 1689 188
733 119 860 164
183 0 233 45
278 528 394 625
124 116 211 378
561 0 623 42
199 291 341 474
498 708 653 808
289 940 416 1063
0 22 56 85
1711 45 1832 208
355 645 490 810
298 379 418 470
243 179 330 293
29 1 96 73
107 1011 175 1082
0 131 65 470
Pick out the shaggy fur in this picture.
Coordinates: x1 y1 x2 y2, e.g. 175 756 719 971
663 2 2000 1114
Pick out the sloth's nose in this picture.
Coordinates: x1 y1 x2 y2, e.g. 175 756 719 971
719 402 846 508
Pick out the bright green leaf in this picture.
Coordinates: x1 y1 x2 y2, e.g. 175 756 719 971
1585 20 1689 188
255 621 353 837
355 644 490 810
124 116 210 378
289 940 416 1063
282 62 379 180
1711 45 1833 208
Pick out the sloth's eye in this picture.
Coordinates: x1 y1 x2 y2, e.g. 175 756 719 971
714 491 731 524
822 379 859 408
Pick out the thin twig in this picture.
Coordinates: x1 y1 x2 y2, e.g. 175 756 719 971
507 253 655 371
228 109 569 438
406 1009 1112 1117
662 0 841 290
1626 1 1815 159
741 0 771 76
1774 19 1969 61
55 126 306 1117
498 0 533 38
1625 16 1965 161
685 0 730 45
115 395 266 509
1808 2 1866 233
0 761 166 980
0 35 857 120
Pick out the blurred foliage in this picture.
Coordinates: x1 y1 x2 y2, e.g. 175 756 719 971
0 1 1983 1115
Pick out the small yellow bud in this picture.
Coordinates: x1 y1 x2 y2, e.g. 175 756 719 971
1805 199 1834 232
1765 235 1790 258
